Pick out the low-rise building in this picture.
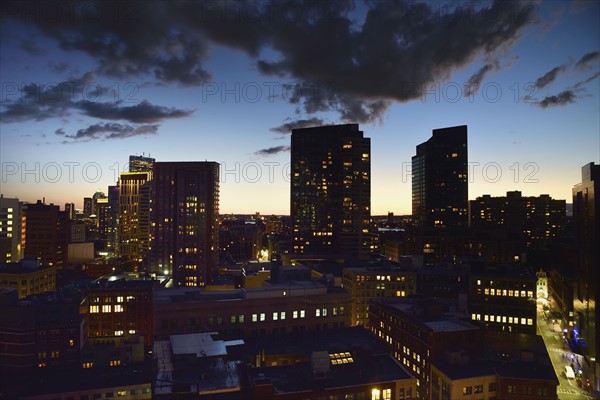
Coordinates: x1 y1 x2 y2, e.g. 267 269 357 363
0 258 56 299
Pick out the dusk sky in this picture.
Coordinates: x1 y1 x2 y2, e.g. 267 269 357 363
1 0 598 215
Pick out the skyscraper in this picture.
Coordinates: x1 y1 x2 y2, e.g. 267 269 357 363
572 162 599 391
150 162 219 286
291 124 370 260
412 125 468 229
117 172 152 265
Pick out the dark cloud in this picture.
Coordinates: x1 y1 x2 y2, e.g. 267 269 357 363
464 64 495 97
5 0 536 122
49 61 75 74
54 128 65 135
65 122 158 141
270 117 326 134
575 51 600 70
19 38 44 55
537 90 577 108
574 71 600 89
534 65 567 89
77 100 193 123
0 74 193 124
254 145 291 156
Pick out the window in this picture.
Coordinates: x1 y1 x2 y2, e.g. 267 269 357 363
300 310 305 318
260 313 266 321
489 382 497 392
102 305 111 313
239 314 244 323
474 384 483 393
117 296 124 303
316 309 321 317
463 386 472 395
382 388 391 400
280 311 286 320
507 385 518 394
252 314 258 322
293 310 298 319
273 312 278 321
230 315 237 323
114 304 124 312
90 305 99 313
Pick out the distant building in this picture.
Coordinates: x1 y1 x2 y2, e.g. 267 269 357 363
83 197 92 217
70 220 86 243
291 124 371 261
572 162 600 391
107 185 119 254
64 202 76 220
150 161 220 286
342 261 417 327
412 125 468 229
469 191 566 250
129 154 155 173
0 258 56 299
0 195 22 262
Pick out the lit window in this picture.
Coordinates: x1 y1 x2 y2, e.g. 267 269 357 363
117 296 124 303
102 305 111 313
260 313 265 321
273 312 278 321
115 330 124 336
114 305 124 312
293 311 298 319
252 314 258 322
280 311 286 320
90 305 99 313
300 310 305 318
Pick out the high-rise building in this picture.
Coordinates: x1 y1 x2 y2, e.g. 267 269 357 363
150 162 219 286
23 200 68 268
107 185 119 254
291 124 371 260
572 162 599 391
83 197 93 217
64 202 75 220
412 125 468 229
118 172 152 265
129 155 155 173
0 196 22 263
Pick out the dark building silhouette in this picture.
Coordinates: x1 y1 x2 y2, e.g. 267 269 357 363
150 162 219 286
107 185 119 254
470 191 566 251
572 162 599 391
23 201 68 268
412 125 468 229
291 124 371 261
83 197 92 217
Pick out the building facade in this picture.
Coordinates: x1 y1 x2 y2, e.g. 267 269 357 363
291 124 371 261
150 162 220 286
412 125 468 230
572 162 599 391
118 172 152 264
0 196 21 263
23 200 68 268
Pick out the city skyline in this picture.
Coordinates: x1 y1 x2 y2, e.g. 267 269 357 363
1 0 599 214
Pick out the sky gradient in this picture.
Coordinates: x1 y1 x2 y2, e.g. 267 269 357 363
1 0 599 215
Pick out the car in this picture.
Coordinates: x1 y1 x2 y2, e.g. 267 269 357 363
564 365 575 379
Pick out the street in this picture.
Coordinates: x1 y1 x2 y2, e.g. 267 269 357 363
536 306 596 400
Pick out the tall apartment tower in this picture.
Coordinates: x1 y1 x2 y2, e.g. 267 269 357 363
412 125 468 229
0 196 22 263
150 162 219 287
23 200 68 268
291 124 371 261
572 162 599 391
117 172 152 265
